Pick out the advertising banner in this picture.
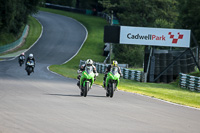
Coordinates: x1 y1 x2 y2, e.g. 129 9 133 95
120 26 191 48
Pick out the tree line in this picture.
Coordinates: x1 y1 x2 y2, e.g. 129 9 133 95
45 0 100 10
0 0 40 36
99 0 200 67
1 0 199 67
44 0 200 67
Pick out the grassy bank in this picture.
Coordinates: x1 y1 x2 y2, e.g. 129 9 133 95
40 7 107 78
18 16 42 50
119 80 200 108
41 7 200 108
0 16 42 55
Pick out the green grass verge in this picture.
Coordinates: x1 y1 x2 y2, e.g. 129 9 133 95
19 16 42 50
41 7 200 108
119 80 200 108
128 67 143 71
0 16 42 55
40 7 107 76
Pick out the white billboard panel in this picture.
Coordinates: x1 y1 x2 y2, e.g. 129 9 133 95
120 26 191 48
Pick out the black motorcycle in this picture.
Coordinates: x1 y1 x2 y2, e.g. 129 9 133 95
19 56 25 66
26 60 35 75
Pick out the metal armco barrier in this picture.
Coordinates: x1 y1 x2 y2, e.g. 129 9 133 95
79 60 142 82
179 73 200 92
0 25 28 54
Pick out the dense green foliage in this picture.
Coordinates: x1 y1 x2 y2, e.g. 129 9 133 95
100 0 179 67
176 0 200 46
0 16 42 56
46 0 76 7
113 44 144 67
2 0 200 67
0 0 40 45
98 0 200 67
45 0 99 9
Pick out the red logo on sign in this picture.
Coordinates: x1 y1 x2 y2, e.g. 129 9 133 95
168 32 184 44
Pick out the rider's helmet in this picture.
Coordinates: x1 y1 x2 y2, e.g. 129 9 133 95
85 59 93 66
21 53 24 56
112 60 118 67
29 53 33 59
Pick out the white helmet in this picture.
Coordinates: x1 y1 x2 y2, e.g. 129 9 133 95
85 59 93 66
29 53 33 59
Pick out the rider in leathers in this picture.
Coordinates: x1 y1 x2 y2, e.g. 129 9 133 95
18 53 25 65
77 59 98 87
25 53 36 72
103 60 122 87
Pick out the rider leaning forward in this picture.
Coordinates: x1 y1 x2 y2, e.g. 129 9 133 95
103 60 123 87
18 53 25 62
77 59 122 88
77 59 98 87
25 53 36 72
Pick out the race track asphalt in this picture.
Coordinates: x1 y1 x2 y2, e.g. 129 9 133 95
0 11 200 133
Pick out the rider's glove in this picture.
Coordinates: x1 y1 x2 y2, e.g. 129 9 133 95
77 70 82 74
95 73 99 77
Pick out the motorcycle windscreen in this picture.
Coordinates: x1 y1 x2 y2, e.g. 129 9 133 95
85 66 93 74
27 60 34 66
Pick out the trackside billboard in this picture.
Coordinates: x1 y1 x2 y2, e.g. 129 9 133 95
120 26 191 48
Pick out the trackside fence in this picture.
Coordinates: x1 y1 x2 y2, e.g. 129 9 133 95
0 25 28 54
179 73 200 92
79 60 142 82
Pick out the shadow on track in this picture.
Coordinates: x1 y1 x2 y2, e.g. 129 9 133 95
46 93 106 98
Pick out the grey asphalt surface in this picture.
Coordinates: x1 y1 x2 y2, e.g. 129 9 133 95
0 11 200 133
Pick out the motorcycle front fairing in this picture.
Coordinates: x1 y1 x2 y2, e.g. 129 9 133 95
106 67 120 87
27 60 35 67
80 66 95 87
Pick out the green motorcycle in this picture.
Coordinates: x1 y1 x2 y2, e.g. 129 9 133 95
79 66 98 97
105 67 120 98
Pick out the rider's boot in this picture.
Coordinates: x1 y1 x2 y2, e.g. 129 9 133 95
103 81 105 88
77 80 80 87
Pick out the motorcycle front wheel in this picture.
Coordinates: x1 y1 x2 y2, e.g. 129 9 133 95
83 82 89 97
27 67 32 76
109 83 115 98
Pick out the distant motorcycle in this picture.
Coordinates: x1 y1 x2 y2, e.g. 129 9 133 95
18 56 25 66
26 60 35 75
104 67 120 98
78 66 98 97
